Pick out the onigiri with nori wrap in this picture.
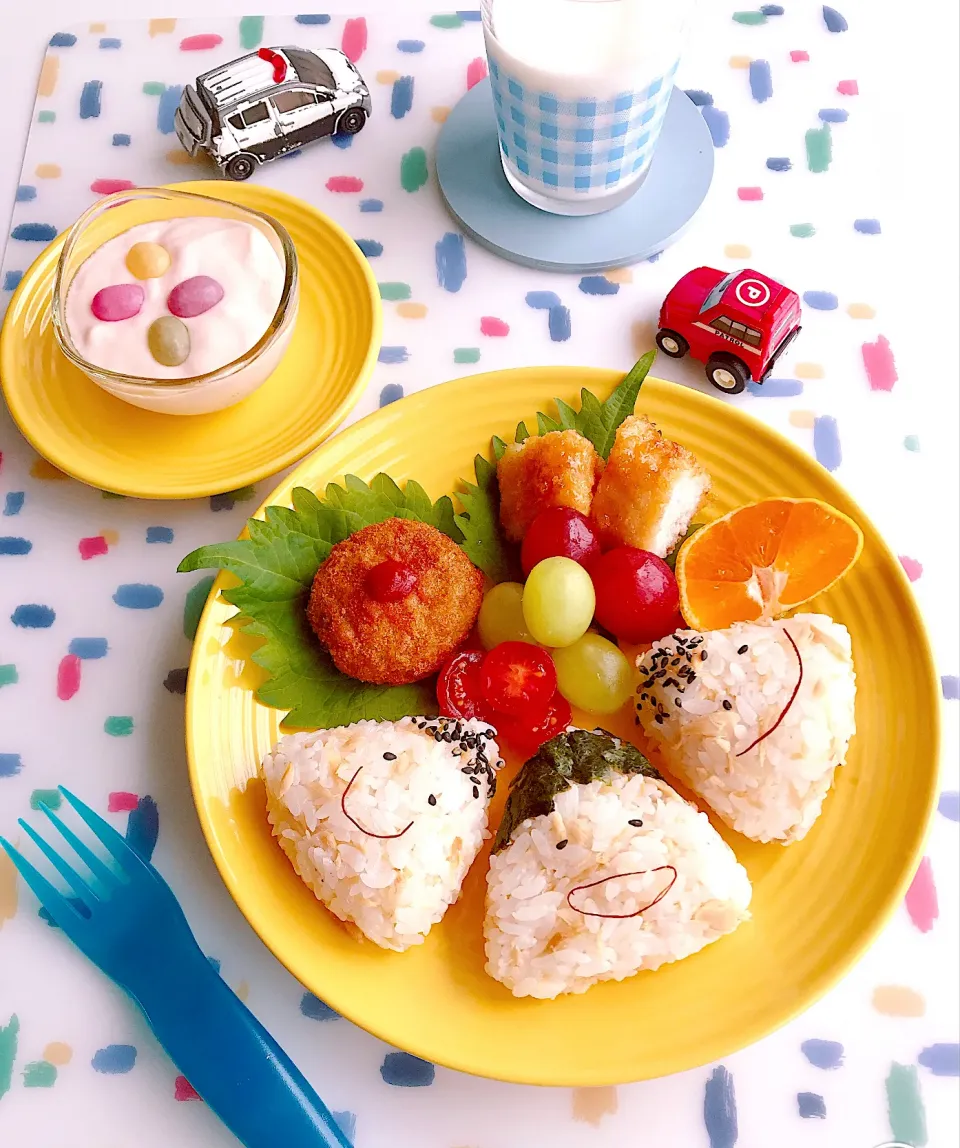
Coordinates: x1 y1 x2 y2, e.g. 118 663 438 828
484 730 751 999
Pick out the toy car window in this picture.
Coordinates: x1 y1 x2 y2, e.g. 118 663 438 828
241 102 270 126
743 327 762 347
729 321 748 337
699 272 737 314
711 316 733 334
273 90 316 113
227 113 244 130
285 48 336 90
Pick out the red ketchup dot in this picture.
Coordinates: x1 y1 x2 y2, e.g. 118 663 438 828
167 275 224 319
365 560 418 603
90 282 144 322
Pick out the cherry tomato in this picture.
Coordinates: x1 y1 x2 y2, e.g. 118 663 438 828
365 559 418 603
437 650 490 721
521 508 602 576
497 691 572 758
480 641 557 717
587 547 680 644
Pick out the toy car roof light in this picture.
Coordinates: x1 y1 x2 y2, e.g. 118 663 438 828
257 48 288 84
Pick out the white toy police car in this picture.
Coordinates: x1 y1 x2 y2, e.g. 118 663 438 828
175 46 371 180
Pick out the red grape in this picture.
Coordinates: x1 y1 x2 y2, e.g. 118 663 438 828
588 547 680 644
521 508 601 576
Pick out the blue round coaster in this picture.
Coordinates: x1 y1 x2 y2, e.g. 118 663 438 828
436 80 715 273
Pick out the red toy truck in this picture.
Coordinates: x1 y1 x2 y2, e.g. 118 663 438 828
656 267 802 394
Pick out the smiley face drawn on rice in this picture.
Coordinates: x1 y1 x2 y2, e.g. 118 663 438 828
261 716 502 951
484 770 752 999
635 614 857 844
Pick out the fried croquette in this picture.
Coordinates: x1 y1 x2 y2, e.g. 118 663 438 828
307 518 484 685
589 415 711 556
497 430 604 543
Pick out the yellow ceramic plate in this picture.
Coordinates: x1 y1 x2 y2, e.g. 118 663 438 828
186 369 938 1085
0 181 380 499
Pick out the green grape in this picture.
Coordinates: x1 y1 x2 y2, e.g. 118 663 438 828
553 633 634 714
477 582 535 649
521 557 595 648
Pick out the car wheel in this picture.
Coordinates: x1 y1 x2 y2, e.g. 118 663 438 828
706 354 749 395
225 153 256 181
338 108 366 135
655 329 689 358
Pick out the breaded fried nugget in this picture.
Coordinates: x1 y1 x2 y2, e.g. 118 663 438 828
308 518 484 685
590 415 711 557
497 430 603 543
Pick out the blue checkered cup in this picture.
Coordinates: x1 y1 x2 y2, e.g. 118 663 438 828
481 0 695 216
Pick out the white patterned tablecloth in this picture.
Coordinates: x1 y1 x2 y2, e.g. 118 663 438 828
0 4 957 1147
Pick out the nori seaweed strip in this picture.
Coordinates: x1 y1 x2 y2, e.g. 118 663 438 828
492 729 661 853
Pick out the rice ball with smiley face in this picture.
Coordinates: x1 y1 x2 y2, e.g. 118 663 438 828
261 717 503 951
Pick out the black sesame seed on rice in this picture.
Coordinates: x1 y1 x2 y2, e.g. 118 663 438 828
428 794 437 806
383 752 397 760
473 786 480 799
555 839 568 850
701 650 708 660
738 644 749 655
628 819 643 827
723 699 733 710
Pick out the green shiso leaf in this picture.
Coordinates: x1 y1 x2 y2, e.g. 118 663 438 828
505 351 656 461
453 454 515 583
178 475 474 729
536 410 561 435
493 729 661 853
664 522 706 570
227 594 434 729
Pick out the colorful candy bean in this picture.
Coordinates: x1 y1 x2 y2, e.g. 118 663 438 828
167 275 224 319
147 315 191 367
125 241 171 280
90 282 144 322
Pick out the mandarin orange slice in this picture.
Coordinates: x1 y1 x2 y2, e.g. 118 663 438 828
675 497 864 631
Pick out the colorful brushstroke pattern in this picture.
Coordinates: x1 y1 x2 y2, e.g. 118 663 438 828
0 12 954 1148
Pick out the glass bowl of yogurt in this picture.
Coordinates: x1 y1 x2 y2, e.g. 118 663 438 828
52 186 298 415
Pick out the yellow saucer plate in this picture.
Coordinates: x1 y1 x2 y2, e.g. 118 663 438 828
186 369 939 1085
0 181 381 499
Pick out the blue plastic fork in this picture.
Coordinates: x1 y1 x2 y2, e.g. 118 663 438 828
0 787 352 1148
